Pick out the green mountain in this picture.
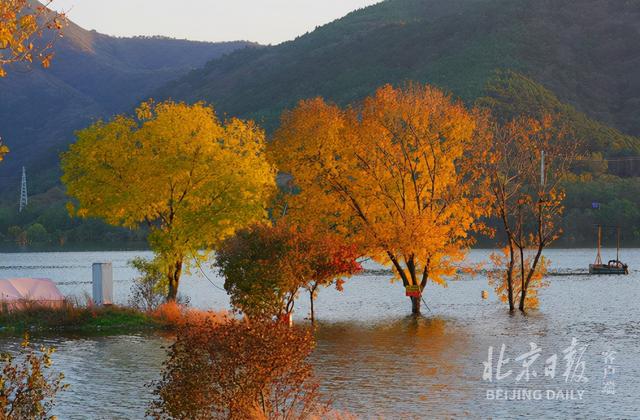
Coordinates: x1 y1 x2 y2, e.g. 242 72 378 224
4 0 640 247
0 9 256 195
159 0 640 143
477 70 640 170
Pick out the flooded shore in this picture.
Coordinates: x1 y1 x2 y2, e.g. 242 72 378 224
1 249 638 418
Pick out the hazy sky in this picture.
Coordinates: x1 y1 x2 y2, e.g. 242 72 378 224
49 0 382 45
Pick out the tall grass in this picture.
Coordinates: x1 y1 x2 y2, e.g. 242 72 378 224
0 296 227 335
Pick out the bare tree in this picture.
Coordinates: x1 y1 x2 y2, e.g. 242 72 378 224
488 115 578 312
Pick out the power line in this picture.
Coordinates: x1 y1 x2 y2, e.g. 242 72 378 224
189 249 226 292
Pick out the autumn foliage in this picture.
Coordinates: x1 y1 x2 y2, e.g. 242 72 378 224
0 335 68 419
488 247 550 309
0 0 65 77
62 100 276 301
216 219 361 320
148 319 327 420
486 115 577 311
0 140 7 162
272 84 493 314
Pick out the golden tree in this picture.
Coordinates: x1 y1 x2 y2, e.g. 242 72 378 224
0 139 7 161
62 100 276 300
272 84 493 314
0 0 65 77
487 115 577 312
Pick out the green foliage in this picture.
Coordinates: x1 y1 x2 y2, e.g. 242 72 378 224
477 70 640 158
216 224 303 319
159 0 640 139
128 257 167 312
560 176 640 245
25 223 48 244
0 198 147 250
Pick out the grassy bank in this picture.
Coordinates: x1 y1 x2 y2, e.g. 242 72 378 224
0 301 228 336
0 303 165 335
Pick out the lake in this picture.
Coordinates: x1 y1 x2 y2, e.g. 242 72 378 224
0 248 638 418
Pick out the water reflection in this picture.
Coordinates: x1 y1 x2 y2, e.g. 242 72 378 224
1 249 640 417
314 317 474 417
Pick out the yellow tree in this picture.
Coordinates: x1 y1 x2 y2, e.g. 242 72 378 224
61 100 276 300
0 139 7 161
486 115 577 312
0 0 65 77
272 84 493 314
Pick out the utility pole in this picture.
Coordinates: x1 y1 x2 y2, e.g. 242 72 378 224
19 166 28 213
540 150 545 186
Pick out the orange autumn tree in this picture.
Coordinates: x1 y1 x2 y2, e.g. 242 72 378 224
148 319 328 419
279 219 362 324
272 84 493 315
0 0 65 77
486 115 577 312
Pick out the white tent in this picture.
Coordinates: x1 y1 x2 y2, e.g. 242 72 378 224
0 278 65 310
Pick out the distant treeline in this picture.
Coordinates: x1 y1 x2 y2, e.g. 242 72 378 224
1 175 639 251
3 69 640 250
0 197 147 249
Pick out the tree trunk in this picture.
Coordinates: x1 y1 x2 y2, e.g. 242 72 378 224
507 242 515 312
507 273 515 312
309 289 315 325
166 259 183 302
410 296 421 315
519 245 544 312
519 287 527 312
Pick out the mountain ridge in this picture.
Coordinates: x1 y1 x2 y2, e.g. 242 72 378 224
158 0 640 140
0 5 257 195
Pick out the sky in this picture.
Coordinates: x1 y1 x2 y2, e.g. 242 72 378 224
49 0 382 45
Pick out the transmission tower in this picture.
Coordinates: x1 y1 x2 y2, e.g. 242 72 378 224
19 166 28 213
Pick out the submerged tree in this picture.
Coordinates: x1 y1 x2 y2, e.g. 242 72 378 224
216 219 361 321
487 115 577 312
217 222 304 319
62 100 276 300
297 225 362 324
272 84 493 315
0 0 65 77
148 319 328 419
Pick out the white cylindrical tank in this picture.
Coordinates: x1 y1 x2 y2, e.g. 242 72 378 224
92 262 113 305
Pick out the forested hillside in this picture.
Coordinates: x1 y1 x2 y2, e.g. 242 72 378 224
159 0 640 138
155 0 640 246
3 0 640 248
0 8 256 195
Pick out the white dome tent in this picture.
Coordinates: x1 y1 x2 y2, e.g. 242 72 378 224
0 278 65 311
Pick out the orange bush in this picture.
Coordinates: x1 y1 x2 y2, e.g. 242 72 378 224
148 319 328 419
151 302 227 329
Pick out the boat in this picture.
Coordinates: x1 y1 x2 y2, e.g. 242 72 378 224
589 225 629 275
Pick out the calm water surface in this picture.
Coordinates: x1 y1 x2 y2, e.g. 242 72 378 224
0 249 639 419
